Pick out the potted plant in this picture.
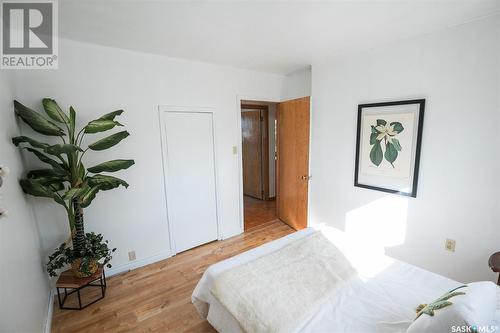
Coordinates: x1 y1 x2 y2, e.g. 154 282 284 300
12 99 134 278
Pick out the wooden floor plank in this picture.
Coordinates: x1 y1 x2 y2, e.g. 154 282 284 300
52 220 294 332
244 195 277 230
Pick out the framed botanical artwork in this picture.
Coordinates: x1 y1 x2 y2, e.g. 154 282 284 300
354 99 425 197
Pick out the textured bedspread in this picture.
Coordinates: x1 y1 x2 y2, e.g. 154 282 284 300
210 231 357 333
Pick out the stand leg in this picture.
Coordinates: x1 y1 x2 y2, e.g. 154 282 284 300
103 270 107 296
57 288 62 308
77 289 82 309
100 276 104 297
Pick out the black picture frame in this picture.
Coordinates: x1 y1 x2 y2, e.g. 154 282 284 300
354 99 425 197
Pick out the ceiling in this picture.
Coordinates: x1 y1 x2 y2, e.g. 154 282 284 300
59 0 500 75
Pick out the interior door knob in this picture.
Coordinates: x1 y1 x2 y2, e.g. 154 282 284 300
301 175 311 180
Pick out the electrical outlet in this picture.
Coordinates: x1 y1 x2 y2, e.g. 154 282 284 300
445 239 456 252
128 251 136 261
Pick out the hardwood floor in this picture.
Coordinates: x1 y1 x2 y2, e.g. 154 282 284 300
52 220 294 333
243 195 277 230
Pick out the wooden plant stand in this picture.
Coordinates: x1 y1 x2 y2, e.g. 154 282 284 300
55 265 106 310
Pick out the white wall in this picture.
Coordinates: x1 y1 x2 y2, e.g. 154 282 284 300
281 67 312 101
0 73 50 332
309 15 500 283
12 38 284 274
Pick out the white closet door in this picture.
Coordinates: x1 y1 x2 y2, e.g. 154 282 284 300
163 111 218 253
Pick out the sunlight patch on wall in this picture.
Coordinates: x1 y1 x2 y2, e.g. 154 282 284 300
345 195 409 250
310 195 409 279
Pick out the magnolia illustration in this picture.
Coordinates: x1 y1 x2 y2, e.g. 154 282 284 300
369 119 404 167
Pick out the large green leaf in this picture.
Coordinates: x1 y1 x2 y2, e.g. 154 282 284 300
63 188 78 200
369 141 383 166
49 183 65 192
79 175 129 208
84 119 123 134
69 107 76 139
384 142 398 167
376 119 387 126
64 183 93 201
78 163 86 180
369 132 378 145
98 110 124 121
87 159 135 173
27 168 68 179
80 185 101 208
12 136 49 149
19 179 65 205
63 187 85 200
14 100 65 136
88 131 130 151
29 175 65 186
25 148 67 170
42 98 70 124
44 144 83 155
87 175 129 190
20 179 54 197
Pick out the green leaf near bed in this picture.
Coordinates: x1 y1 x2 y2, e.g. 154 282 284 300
415 285 467 319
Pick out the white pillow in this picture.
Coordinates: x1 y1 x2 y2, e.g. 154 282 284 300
406 281 497 333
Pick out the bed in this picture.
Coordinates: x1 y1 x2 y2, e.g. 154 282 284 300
192 228 500 333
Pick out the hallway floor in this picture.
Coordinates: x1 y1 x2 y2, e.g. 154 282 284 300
243 195 277 230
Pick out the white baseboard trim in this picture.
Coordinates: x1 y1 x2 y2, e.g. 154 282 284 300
105 249 173 277
44 289 54 333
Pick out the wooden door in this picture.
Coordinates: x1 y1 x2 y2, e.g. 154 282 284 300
162 111 218 253
242 110 263 199
277 97 310 230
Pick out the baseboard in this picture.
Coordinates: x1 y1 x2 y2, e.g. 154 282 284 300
105 249 173 277
44 289 54 333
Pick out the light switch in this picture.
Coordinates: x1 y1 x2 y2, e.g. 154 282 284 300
232 146 238 155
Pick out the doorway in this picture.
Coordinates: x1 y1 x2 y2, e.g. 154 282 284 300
241 102 277 230
240 97 310 231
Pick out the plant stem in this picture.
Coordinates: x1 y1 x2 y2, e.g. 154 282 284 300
72 199 85 257
77 148 89 168
75 127 85 146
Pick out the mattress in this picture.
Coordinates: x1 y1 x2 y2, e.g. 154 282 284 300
192 227 500 333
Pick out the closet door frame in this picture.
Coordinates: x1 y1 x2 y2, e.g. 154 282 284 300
158 105 221 255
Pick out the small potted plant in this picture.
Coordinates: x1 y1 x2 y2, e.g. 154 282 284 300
47 232 116 277
12 99 134 278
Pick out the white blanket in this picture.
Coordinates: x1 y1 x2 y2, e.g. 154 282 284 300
192 228 473 333
210 231 357 333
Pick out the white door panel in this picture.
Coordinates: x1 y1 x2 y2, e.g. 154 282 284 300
162 111 218 253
